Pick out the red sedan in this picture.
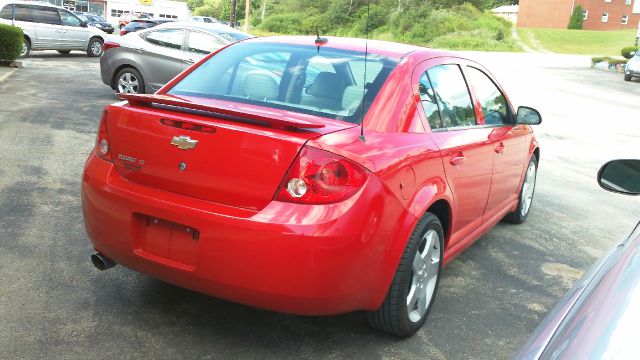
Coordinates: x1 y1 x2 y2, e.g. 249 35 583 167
82 36 541 336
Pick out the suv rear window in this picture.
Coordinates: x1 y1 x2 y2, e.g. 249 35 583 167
168 42 398 124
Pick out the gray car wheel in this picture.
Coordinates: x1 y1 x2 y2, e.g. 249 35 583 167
87 38 103 57
115 68 145 94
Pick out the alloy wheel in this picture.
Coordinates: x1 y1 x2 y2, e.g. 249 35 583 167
117 72 139 93
521 161 537 216
407 229 441 323
91 41 102 56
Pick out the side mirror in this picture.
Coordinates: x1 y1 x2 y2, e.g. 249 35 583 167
515 106 542 125
80 20 88 27
598 159 640 196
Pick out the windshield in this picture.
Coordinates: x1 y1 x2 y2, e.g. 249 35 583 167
168 42 398 124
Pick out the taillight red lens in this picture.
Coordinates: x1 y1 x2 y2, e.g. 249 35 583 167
275 147 369 204
95 109 113 162
103 41 120 52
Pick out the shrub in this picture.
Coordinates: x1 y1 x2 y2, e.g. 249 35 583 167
568 5 584 30
0 23 23 61
621 46 639 59
591 56 628 66
259 14 304 34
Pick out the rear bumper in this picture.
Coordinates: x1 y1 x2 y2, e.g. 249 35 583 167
81 153 414 315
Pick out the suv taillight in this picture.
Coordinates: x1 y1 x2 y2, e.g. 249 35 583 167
95 109 112 162
275 146 369 204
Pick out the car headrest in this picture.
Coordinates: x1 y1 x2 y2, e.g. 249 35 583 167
243 72 279 100
306 72 346 100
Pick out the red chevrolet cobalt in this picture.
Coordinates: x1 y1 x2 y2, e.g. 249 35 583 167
82 36 541 336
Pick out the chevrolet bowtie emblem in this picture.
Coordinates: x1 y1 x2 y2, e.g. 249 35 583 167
170 135 198 150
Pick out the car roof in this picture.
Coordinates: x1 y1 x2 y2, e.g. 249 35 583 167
0 0 64 9
155 21 252 36
244 36 451 60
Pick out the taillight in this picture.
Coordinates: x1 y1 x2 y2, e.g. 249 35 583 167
95 109 112 162
275 146 369 204
103 41 120 52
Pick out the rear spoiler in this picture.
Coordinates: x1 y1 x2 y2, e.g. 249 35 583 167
116 93 325 129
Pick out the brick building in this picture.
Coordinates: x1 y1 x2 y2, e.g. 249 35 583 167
518 0 640 30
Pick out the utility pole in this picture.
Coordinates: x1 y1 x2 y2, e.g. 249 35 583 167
244 0 250 32
230 0 237 28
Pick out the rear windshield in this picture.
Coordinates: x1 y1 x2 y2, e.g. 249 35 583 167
168 42 398 124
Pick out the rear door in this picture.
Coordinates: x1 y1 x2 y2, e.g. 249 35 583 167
27 5 62 49
136 27 188 91
463 65 528 222
415 59 494 246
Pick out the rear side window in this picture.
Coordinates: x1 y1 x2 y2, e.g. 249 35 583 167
145 28 185 50
37 8 61 25
0 5 12 19
14 5 35 22
168 42 398 123
466 67 510 125
187 31 223 54
426 64 476 129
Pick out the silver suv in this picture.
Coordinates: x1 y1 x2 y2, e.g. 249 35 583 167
0 0 106 57
625 50 640 82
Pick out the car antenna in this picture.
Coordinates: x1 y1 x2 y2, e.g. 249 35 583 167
315 27 327 53
358 0 370 142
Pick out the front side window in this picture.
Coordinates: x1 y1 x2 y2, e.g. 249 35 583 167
466 67 510 125
168 43 398 123
187 31 223 54
426 64 476 129
59 10 80 26
145 29 185 50
418 72 443 130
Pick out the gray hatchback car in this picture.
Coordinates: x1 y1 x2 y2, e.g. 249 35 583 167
100 21 252 94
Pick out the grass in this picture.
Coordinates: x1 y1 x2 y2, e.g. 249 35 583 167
517 28 637 56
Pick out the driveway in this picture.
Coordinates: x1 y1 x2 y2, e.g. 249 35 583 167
0 51 639 359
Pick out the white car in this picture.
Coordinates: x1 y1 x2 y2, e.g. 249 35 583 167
625 49 640 82
0 0 106 57
191 16 219 24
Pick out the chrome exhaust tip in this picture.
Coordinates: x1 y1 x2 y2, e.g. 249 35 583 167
91 252 116 271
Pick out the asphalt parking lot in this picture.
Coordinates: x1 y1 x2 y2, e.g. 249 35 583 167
1 51 639 359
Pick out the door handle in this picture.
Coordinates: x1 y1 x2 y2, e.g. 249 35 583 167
495 142 505 154
449 155 466 166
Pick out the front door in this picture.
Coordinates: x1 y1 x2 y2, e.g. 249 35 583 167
414 60 494 246
58 9 88 49
463 65 528 222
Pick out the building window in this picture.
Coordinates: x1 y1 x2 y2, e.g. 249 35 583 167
626 0 632 5
604 0 611 3
583 10 589 20
622 14 629 24
602 12 609 22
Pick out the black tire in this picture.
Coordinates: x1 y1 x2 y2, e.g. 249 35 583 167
87 37 103 57
20 37 30 57
624 73 632 81
366 212 444 337
114 67 145 94
504 154 538 224
57 50 71 55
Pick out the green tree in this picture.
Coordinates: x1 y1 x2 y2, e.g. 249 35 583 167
568 5 584 30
